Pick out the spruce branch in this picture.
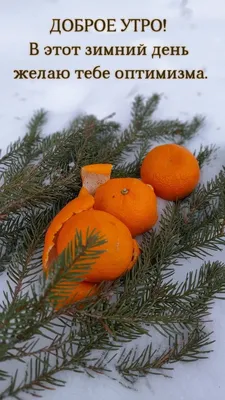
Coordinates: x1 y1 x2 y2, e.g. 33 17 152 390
194 144 218 168
0 110 47 189
0 370 8 382
0 229 106 359
44 228 107 305
0 326 214 399
73 261 225 342
116 327 214 385
111 95 203 165
0 331 113 400
1 95 225 398
148 261 225 321
142 171 225 277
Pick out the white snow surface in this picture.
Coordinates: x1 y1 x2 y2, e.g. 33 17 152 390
1 0 225 399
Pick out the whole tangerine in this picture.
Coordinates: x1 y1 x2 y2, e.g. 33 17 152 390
93 177 158 237
140 143 200 201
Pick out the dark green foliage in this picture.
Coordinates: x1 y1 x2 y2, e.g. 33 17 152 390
0 94 225 398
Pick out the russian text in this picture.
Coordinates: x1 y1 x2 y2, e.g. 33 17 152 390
114 69 207 79
152 46 189 58
13 69 71 79
74 66 110 79
121 18 166 32
85 44 147 56
50 18 117 34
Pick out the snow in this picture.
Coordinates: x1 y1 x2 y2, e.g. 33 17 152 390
1 0 225 398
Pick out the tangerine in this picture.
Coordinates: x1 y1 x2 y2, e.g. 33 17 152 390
140 143 200 201
42 182 140 309
52 282 99 311
56 209 140 282
93 177 158 237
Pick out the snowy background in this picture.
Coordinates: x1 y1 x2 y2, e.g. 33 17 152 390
1 0 225 399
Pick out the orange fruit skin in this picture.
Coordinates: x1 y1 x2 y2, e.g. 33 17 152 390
42 170 141 310
56 209 139 283
140 144 200 201
42 187 94 274
81 163 113 195
53 282 99 311
93 178 158 237
42 184 140 309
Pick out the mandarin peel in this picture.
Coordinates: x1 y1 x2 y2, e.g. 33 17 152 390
42 187 94 273
128 239 141 270
81 163 113 195
51 281 99 311
42 163 141 310
55 209 140 282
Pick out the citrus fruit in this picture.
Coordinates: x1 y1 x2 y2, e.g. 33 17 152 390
42 186 95 274
42 181 140 310
93 177 158 237
56 209 140 282
140 143 200 201
52 282 99 311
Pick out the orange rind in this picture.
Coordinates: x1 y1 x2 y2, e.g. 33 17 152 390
42 187 94 273
55 209 140 282
81 163 113 195
42 164 141 304
52 281 99 311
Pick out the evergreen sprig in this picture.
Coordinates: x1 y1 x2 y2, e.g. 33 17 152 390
0 94 225 398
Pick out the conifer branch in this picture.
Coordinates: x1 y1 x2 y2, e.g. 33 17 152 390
1 95 225 399
116 327 213 384
194 144 218 168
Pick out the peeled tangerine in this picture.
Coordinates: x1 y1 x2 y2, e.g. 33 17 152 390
42 176 140 309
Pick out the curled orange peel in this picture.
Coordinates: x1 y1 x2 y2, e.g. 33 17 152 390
42 163 141 282
42 186 94 273
81 163 113 195
42 164 112 273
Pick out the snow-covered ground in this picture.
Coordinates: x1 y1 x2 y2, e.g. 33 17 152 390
1 0 225 399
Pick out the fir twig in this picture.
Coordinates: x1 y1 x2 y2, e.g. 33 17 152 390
1 95 225 399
